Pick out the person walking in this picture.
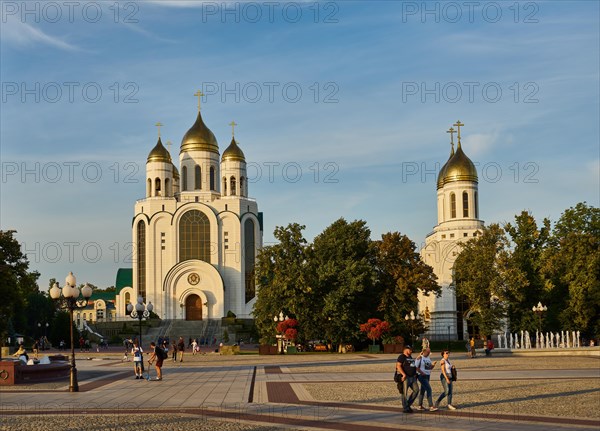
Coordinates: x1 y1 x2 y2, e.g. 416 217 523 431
177 337 185 362
147 341 163 380
415 348 438 411
131 340 144 379
469 337 476 358
435 350 457 410
171 341 177 362
396 344 419 413
191 339 198 355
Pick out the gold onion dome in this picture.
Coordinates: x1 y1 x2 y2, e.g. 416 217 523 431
222 137 246 162
180 111 219 154
436 146 455 189
147 137 172 163
439 142 478 187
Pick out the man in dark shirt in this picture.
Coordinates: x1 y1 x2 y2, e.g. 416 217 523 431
396 344 419 413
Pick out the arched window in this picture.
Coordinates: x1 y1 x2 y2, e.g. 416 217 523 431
475 191 479 218
210 166 216 191
124 292 131 315
179 210 211 262
194 165 201 190
147 179 152 197
222 177 227 196
182 166 188 191
463 191 469 217
244 219 256 303
230 176 236 196
155 178 161 196
450 193 456 218
165 178 171 197
137 221 146 298
240 177 245 197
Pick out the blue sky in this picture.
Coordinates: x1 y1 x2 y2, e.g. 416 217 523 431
1 0 598 289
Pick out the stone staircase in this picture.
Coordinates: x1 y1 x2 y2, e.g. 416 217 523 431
162 319 222 346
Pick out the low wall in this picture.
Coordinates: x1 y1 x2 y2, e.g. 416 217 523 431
0 360 70 385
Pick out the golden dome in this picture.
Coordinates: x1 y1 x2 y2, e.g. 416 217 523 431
180 111 219 154
438 142 478 188
222 137 246 162
147 137 172 164
436 146 454 189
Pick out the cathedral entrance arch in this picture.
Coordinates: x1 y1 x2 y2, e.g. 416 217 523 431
185 294 203 320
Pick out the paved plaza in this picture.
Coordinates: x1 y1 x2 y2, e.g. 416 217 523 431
1 349 599 430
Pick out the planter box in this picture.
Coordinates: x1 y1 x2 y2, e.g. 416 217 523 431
286 346 297 354
383 344 404 354
368 345 381 353
259 345 278 355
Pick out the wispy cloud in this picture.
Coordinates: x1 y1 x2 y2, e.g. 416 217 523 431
1 17 80 51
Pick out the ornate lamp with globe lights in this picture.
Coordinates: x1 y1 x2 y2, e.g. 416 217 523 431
49 272 93 392
126 296 153 349
532 301 547 332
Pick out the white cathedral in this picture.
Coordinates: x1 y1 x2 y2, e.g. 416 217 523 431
419 121 484 340
114 101 263 321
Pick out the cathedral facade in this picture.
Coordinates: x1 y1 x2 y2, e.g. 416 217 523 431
419 122 484 340
115 103 263 320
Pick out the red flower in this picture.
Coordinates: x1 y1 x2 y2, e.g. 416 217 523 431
360 318 391 344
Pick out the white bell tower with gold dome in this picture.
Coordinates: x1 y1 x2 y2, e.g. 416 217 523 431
419 121 484 341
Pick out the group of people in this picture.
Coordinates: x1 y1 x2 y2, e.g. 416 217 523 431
129 338 167 381
396 345 456 413
468 337 495 358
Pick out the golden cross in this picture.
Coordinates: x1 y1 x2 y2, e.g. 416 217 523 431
194 90 204 112
453 120 465 142
446 127 455 144
155 122 163 138
229 121 237 137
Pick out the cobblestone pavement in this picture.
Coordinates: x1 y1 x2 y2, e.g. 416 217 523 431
1 350 598 430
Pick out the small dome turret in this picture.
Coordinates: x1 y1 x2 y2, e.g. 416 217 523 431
147 137 172 164
222 137 246 162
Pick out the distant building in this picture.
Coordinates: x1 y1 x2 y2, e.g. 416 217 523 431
419 122 484 341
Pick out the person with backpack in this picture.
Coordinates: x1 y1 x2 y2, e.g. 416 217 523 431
396 344 419 413
131 340 144 379
435 349 457 410
177 337 185 362
148 341 164 380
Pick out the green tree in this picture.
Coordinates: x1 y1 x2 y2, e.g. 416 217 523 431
454 224 517 337
542 203 600 337
311 218 377 349
375 232 440 334
503 211 551 331
253 223 315 343
0 230 40 345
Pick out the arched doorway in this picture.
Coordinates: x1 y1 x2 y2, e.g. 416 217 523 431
185 294 203 321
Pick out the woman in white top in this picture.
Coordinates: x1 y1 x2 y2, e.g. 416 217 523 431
435 350 456 410
415 348 437 411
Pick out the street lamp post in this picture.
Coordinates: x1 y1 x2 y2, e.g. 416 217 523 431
49 272 93 392
273 311 288 354
532 302 547 332
405 310 416 345
127 296 153 348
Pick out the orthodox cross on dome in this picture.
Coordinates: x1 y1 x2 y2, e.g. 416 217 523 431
155 122 163 138
194 90 204 112
446 126 456 152
229 121 237 138
453 120 465 144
